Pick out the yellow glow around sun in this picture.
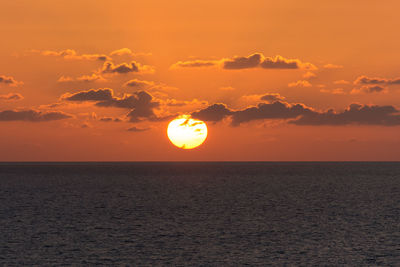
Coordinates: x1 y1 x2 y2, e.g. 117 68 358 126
167 115 208 149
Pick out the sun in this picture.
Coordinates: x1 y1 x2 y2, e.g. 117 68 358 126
167 115 208 149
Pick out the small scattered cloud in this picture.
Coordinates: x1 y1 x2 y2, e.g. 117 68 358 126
333 80 350 85
124 78 155 88
323 64 343 69
39 49 110 61
303 72 317 79
0 75 23 87
288 80 312 87
354 75 400 85
101 61 154 74
0 93 24 101
109 48 151 57
350 85 386 94
57 74 106 83
260 93 285 102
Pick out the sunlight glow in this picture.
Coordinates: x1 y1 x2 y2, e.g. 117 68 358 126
167 115 208 149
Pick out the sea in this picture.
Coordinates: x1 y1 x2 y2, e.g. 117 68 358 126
0 162 399 266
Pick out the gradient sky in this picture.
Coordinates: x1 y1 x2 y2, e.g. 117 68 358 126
1 0 400 161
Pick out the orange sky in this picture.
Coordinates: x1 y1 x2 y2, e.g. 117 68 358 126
1 0 400 161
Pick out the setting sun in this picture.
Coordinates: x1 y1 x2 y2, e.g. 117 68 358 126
167 115 208 149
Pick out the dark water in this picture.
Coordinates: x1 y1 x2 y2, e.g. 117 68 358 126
0 162 399 266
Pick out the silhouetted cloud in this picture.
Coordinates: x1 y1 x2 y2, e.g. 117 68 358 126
231 102 314 126
354 75 400 85
0 93 23 101
223 53 262 69
191 98 400 126
191 103 233 122
61 89 160 122
292 104 400 126
0 110 72 122
99 117 122 122
62 89 113 101
0 75 22 86
101 61 153 74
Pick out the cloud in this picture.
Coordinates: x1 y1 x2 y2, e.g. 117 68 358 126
61 88 161 122
62 88 114 101
0 109 72 122
110 48 135 57
288 80 312 87
231 101 314 126
101 61 154 74
170 60 217 69
57 74 106 83
109 48 151 57
350 85 386 94
260 93 285 102
0 75 23 87
191 103 233 122
127 126 150 132
333 80 350 85
191 96 400 126
171 53 316 70
303 71 317 79
0 93 24 101
223 53 262 69
40 49 110 61
292 103 400 126
323 64 343 69
124 78 155 88
354 75 400 85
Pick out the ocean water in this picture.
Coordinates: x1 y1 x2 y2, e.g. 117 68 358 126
0 162 399 266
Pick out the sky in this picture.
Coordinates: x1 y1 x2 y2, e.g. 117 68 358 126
1 0 400 161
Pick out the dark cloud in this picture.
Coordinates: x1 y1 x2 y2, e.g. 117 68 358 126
61 89 160 122
101 60 154 74
354 75 400 85
0 110 72 122
223 53 262 69
0 93 23 101
292 103 400 126
127 126 150 132
0 75 22 86
232 102 314 126
191 97 400 126
191 103 233 122
62 89 113 101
